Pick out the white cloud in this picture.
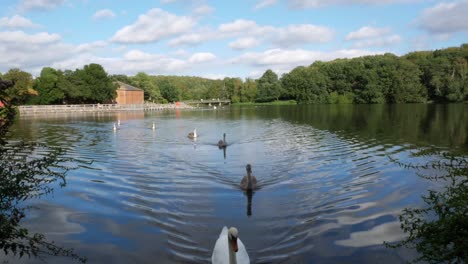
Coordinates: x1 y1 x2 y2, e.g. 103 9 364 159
0 30 60 44
345 26 391 40
288 0 421 8
0 30 107 74
111 8 196 44
0 30 71 70
193 5 215 16
219 19 332 47
219 19 259 34
168 33 208 46
254 0 278 9
352 34 401 48
232 48 381 72
188 52 216 63
0 15 40 28
274 24 334 46
18 0 65 11
346 26 400 48
75 41 108 53
417 0 468 34
229 37 260 50
93 9 116 20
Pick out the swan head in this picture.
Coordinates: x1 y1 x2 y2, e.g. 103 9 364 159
193 129 197 136
228 227 239 252
246 164 252 173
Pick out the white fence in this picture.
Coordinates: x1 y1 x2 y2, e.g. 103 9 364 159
18 103 192 115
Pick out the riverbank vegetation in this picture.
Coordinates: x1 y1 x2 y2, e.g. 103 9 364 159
0 44 466 105
0 80 87 263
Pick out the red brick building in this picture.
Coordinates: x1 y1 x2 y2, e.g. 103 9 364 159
115 81 144 105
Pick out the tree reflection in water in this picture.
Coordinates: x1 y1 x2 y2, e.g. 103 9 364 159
386 151 467 264
0 79 86 263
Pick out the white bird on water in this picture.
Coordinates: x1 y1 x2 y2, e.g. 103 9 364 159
188 128 197 139
117 119 121 126
212 227 250 264
152 122 156 130
113 123 117 131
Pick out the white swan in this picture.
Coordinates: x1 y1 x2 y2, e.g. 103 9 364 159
117 119 121 126
113 123 117 131
212 227 250 264
152 122 156 130
188 128 197 139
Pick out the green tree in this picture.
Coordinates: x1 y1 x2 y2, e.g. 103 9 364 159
131 72 163 102
30 67 65 105
158 79 179 103
2 68 36 105
73 64 116 103
256 69 283 102
240 78 257 102
281 65 329 103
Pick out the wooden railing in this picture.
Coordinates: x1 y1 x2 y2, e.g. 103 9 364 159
18 103 193 115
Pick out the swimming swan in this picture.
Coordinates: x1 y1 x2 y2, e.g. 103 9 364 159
218 133 227 148
188 128 197 139
240 164 257 191
212 227 250 264
152 122 156 130
113 123 117 131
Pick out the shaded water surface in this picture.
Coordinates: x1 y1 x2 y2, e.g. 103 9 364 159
4 104 467 263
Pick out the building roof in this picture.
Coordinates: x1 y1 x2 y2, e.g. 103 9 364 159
116 81 143 91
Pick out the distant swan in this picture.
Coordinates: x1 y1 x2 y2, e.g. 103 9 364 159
152 122 156 130
218 133 227 148
188 129 197 139
240 164 257 191
113 123 117 131
117 119 121 126
212 226 250 264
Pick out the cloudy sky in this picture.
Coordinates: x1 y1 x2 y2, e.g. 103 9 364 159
0 0 467 79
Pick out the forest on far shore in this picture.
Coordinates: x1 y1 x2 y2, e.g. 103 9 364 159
0 43 466 106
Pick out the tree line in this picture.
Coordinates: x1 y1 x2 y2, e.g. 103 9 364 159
0 43 466 105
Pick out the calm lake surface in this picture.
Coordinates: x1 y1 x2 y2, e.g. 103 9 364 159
4 104 468 263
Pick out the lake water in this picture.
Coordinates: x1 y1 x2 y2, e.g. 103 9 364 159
3 104 468 263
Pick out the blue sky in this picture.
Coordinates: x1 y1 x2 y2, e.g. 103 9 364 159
0 0 467 79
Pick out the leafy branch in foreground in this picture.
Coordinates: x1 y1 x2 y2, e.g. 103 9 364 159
0 142 87 263
385 152 468 264
1 78 86 263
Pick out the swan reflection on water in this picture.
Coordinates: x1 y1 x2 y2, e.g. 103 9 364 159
245 189 254 217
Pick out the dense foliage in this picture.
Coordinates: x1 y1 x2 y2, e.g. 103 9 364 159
0 79 87 262
386 152 468 263
0 44 466 105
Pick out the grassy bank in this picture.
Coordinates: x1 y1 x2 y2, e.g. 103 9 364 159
232 100 297 106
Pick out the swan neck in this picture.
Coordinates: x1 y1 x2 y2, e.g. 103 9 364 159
247 171 252 189
228 238 237 264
